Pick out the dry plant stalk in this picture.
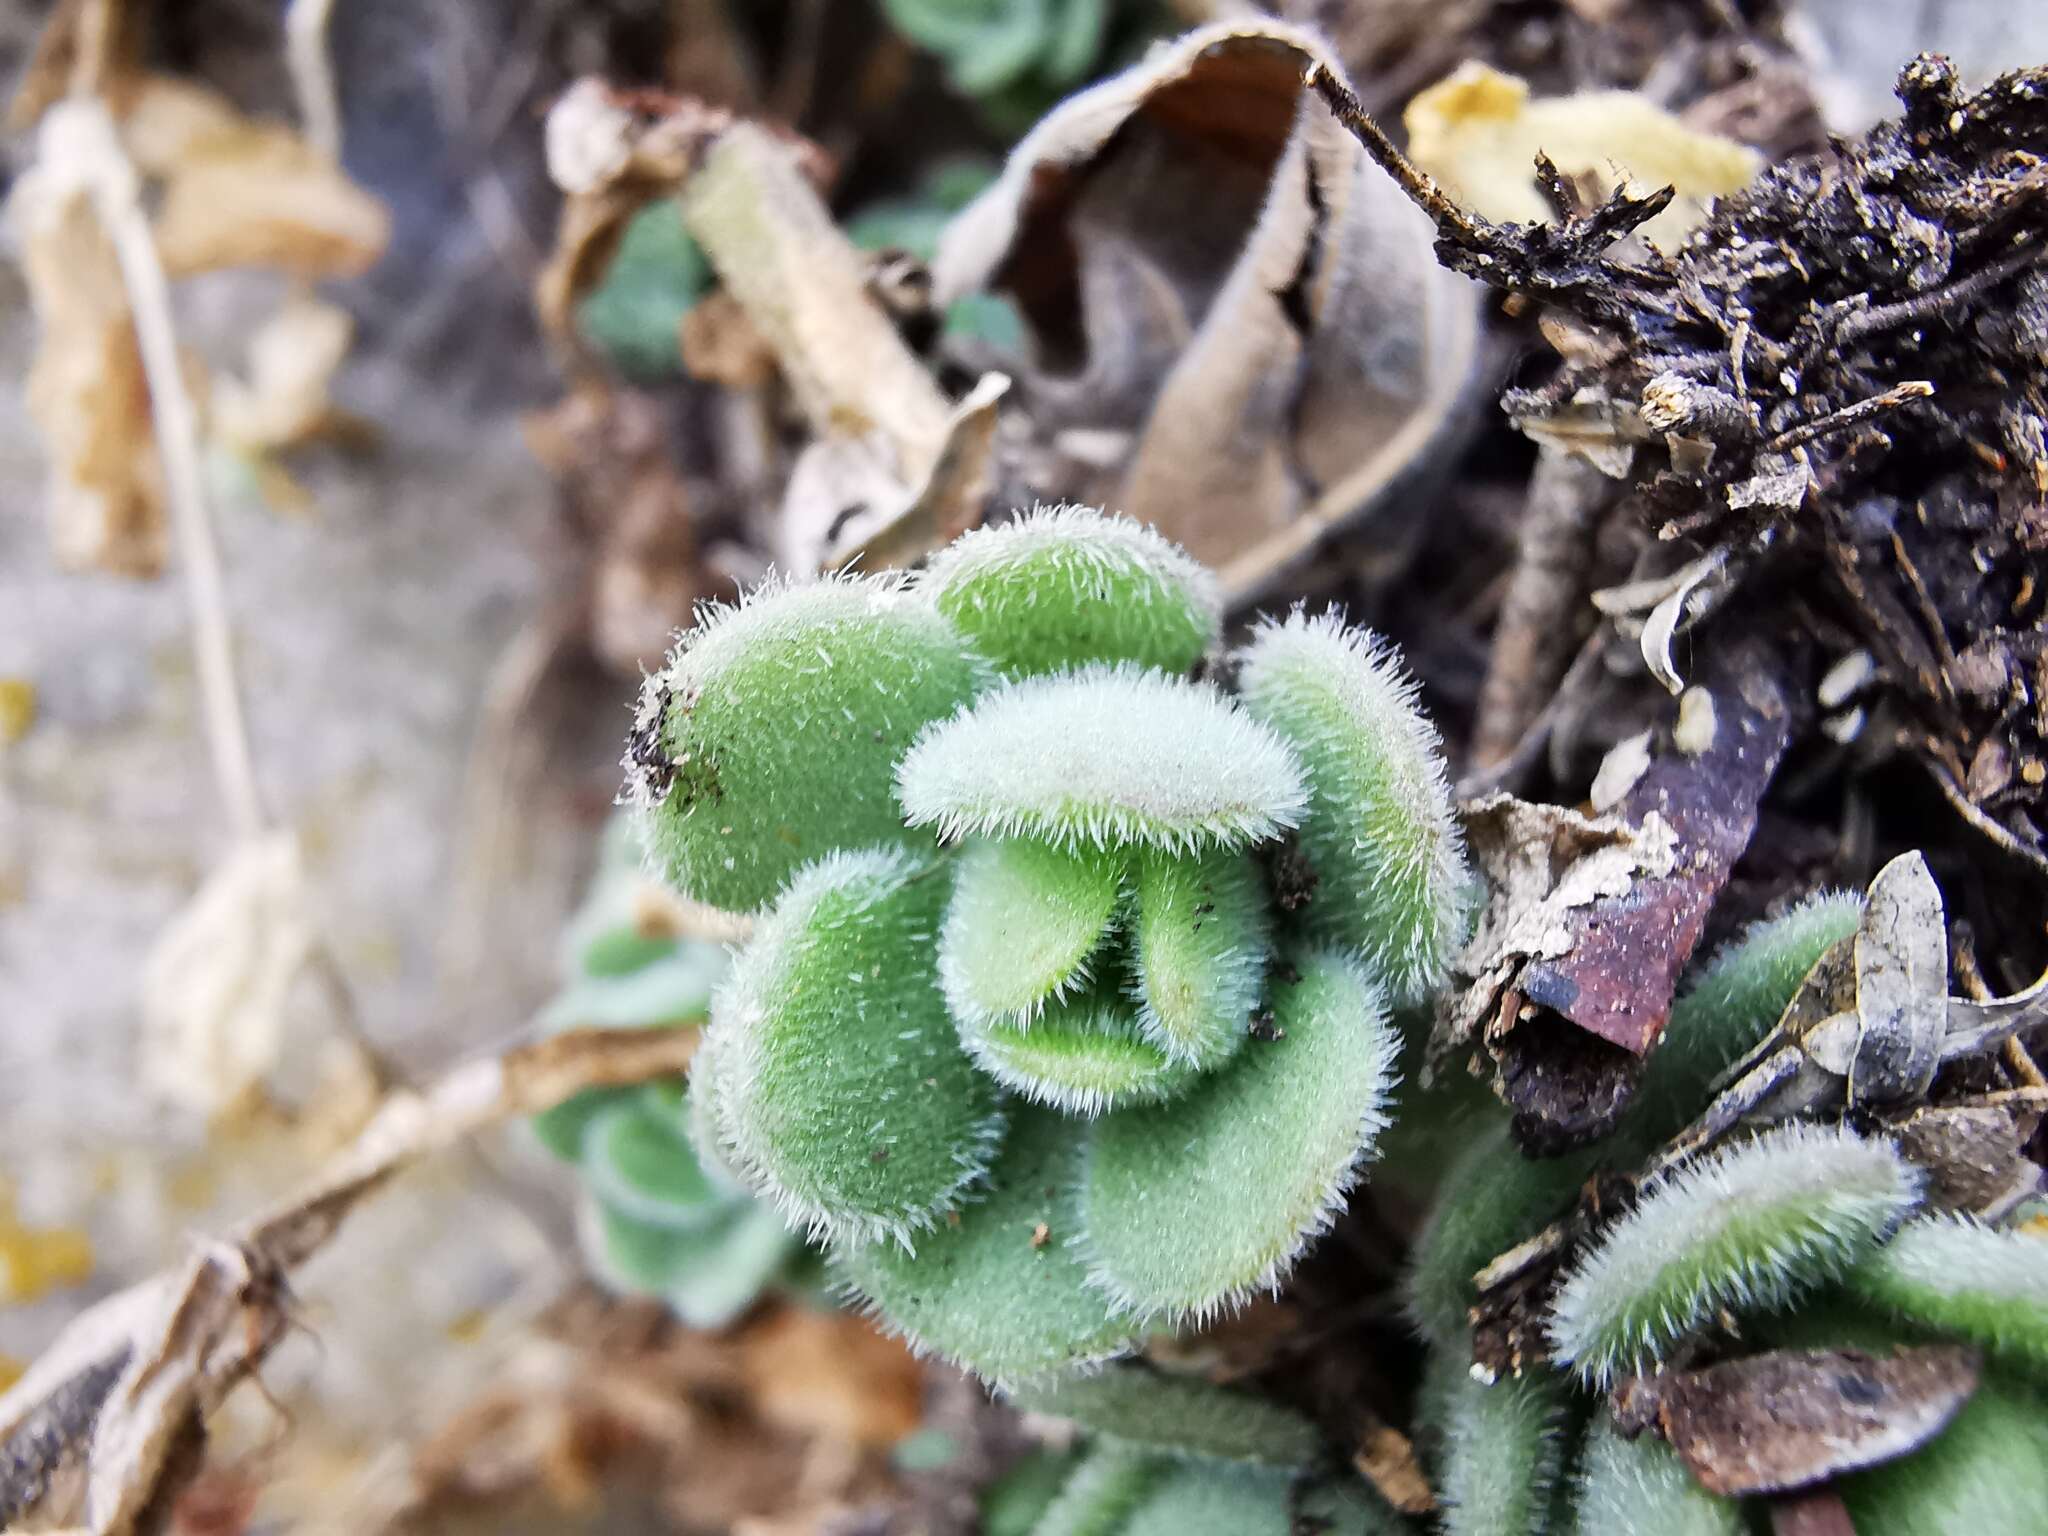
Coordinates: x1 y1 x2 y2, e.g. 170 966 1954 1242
0 1026 700 1535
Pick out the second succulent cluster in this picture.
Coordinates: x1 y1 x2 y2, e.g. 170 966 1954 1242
621 505 1470 1382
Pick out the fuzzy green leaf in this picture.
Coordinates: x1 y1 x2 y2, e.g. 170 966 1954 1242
1233 612 1469 1006
662 1202 803 1329
1548 1123 1923 1384
920 506 1220 679
581 1098 721 1231
1080 947 1398 1321
625 574 991 912
1836 1380 2048 1536
839 1104 1141 1385
532 1084 631 1163
1030 1447 1163 1536
684 1010 753 1195
958 990 1200 1117
1129 847 1268 1070
940 837 1124 1025
1564 1411 1740 1536
711 848 1006 1243
1847 1215 2048 1376
981 1447 1082 1536
1628 892 1864 1145
1421 1346 1571 1536
1120 1460 1399 1536
897 666 1307 856
576 199 708 377
585 1198 720 1293
1007 1366 1322 1468
1404 1119 1601 1349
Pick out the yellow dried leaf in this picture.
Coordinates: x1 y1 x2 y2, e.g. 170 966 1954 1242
0 678 37 745
12 132 167 577
1405 62 1762 250
121 76 389 279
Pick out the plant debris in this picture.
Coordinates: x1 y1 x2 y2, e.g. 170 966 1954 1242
1617 1344 1982 1496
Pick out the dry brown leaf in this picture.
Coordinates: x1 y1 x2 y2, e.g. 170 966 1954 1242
11 118 169 577
933 21 1478 588
683 124 952 481
534 80 822 358
1641 1345 1981 1496
119 76 389 279
1404 62 1762 250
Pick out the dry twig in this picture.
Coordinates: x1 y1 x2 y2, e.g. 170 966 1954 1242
0 1026 699 1534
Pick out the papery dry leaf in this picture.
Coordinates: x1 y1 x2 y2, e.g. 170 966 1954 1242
11 124 168 577
1404 62 1762 251
683 124 952 479
139 832 318 1118
119 76 389 279
212 295 361 457
827 371 1009 573
934 20 1478 587
1435 792 1678 1066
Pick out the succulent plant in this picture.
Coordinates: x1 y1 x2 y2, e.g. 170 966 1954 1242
1548 1122 1922 1385
621 504 1467 1385
1565 1411 1741 1536
1008 1367 1404 1535
1421 1346 1571 1536
1395 868 2048 1533
1845 1214 2048 1375
577 199 709 378
880 0 1109 100
530 820 812 1327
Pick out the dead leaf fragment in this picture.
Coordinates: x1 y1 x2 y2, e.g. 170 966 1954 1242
139 832 318 1118
121 76 389 278
12 116 168 577
684 124 952 481
1405 62 1762 249
1645 1345 1980 1496
212 294 361 458
736 1307 925 1448
1434 791 1677 1066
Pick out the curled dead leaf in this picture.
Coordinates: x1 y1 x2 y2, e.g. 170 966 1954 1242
11 110 169 577
933 20 1479 590
120 76 389 279
139 833 318 1118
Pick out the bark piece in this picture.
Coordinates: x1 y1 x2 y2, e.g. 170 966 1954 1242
1516 635 1800 1057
